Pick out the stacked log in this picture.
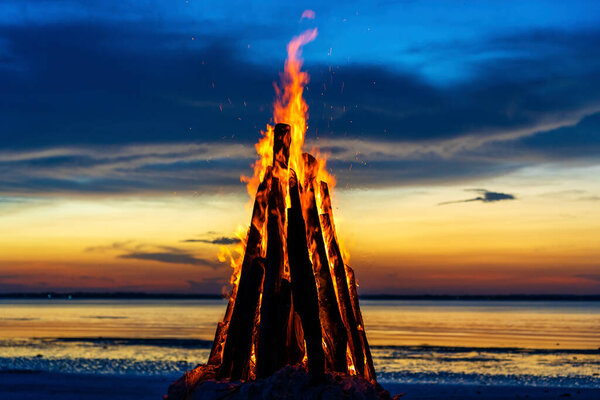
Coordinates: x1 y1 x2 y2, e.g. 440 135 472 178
211 123 375 383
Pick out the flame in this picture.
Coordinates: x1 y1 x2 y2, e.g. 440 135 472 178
216 18 361 378
217 225 248 293
238 25 345 284
241 27 338 200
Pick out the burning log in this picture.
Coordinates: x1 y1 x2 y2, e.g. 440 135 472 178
286 307 306 366
273 123 291 170
207 321 226 366
209 168 271 368
319 182 365 376
256 175 289 377
181 132 374 387
218 257 265 380
302 175 348 373
195 149 374 385
346 266 377 382
320 181 376 381
287 169 325 378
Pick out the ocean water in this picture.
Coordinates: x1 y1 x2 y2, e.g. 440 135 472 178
1 299 598 388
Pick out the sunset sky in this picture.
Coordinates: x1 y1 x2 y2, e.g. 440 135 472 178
1 0 599 295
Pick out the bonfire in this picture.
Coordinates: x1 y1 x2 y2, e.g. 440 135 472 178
167 25 391 400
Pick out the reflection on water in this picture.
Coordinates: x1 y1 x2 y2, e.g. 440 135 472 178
362 300 600 349
1 299 598 386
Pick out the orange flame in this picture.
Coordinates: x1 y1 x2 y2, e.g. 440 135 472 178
217 225 247 293
241 27 336 199
234 25 346 290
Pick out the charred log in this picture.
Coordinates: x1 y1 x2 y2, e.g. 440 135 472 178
303 179 348 374
218 257 265 380
346 266 377 382
194 145 376 385
286 309 306 366
256 177 288 378
287 169 325 379
273 123 291 170
207 321 227 366
209 169 271 367
319 182 365 376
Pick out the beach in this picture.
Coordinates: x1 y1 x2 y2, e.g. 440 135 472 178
1 298 598 399
1 371 599 400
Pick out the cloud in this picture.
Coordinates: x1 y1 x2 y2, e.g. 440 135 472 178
118 251 218 267
86 241 222 268
85 241 135 253
0 12 599 195
181 236 239 245
438 189 516 205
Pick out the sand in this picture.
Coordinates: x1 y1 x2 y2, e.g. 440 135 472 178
1 371 598 400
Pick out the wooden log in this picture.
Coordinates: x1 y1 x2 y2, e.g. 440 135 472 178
273 123 291 170
217 257 265 380
303 178 348 374
277 278 294 367
256 176 288 378
286 308 305 366
286 169 325 378
208 168 271 367
346 266 377 382
319 182 365 376
207 321 227 365
320 212 365 376
302 153 318 188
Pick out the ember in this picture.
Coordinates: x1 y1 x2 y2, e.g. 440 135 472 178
167 23 375 398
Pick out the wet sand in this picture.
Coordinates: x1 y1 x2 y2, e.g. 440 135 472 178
1 371 598 400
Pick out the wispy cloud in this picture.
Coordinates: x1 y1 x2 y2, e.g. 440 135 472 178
181 236 239 245
86 241 222 268
0 105 598 196
118 251 217 267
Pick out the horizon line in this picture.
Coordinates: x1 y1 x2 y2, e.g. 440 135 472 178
1 292 599 301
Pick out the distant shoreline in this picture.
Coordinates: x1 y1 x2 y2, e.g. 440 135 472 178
1 292 598 301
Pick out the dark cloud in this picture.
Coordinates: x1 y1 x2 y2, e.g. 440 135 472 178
86 241 222 268
438 189 516 205
181 236 240 245
0 14 599 194
118 251 218 268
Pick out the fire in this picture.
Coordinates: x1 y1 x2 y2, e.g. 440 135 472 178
236 25 343 293
241 27 336 203
217 225 248 290
207 16 375 384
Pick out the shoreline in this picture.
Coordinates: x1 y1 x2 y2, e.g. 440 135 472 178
1 371 598 400
2 293 599 301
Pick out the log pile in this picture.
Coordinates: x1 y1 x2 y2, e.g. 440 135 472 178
173 122 375 392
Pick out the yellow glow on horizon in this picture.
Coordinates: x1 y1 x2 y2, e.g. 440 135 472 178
1 164 599 293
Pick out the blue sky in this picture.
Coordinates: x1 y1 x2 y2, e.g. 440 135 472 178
1 1 600 294
1 0 600 195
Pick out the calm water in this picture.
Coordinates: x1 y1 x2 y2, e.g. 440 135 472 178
1 299 598 387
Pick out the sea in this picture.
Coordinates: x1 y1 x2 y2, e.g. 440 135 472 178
1 298 598 388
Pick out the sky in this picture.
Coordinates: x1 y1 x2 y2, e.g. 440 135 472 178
1 0 599 295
